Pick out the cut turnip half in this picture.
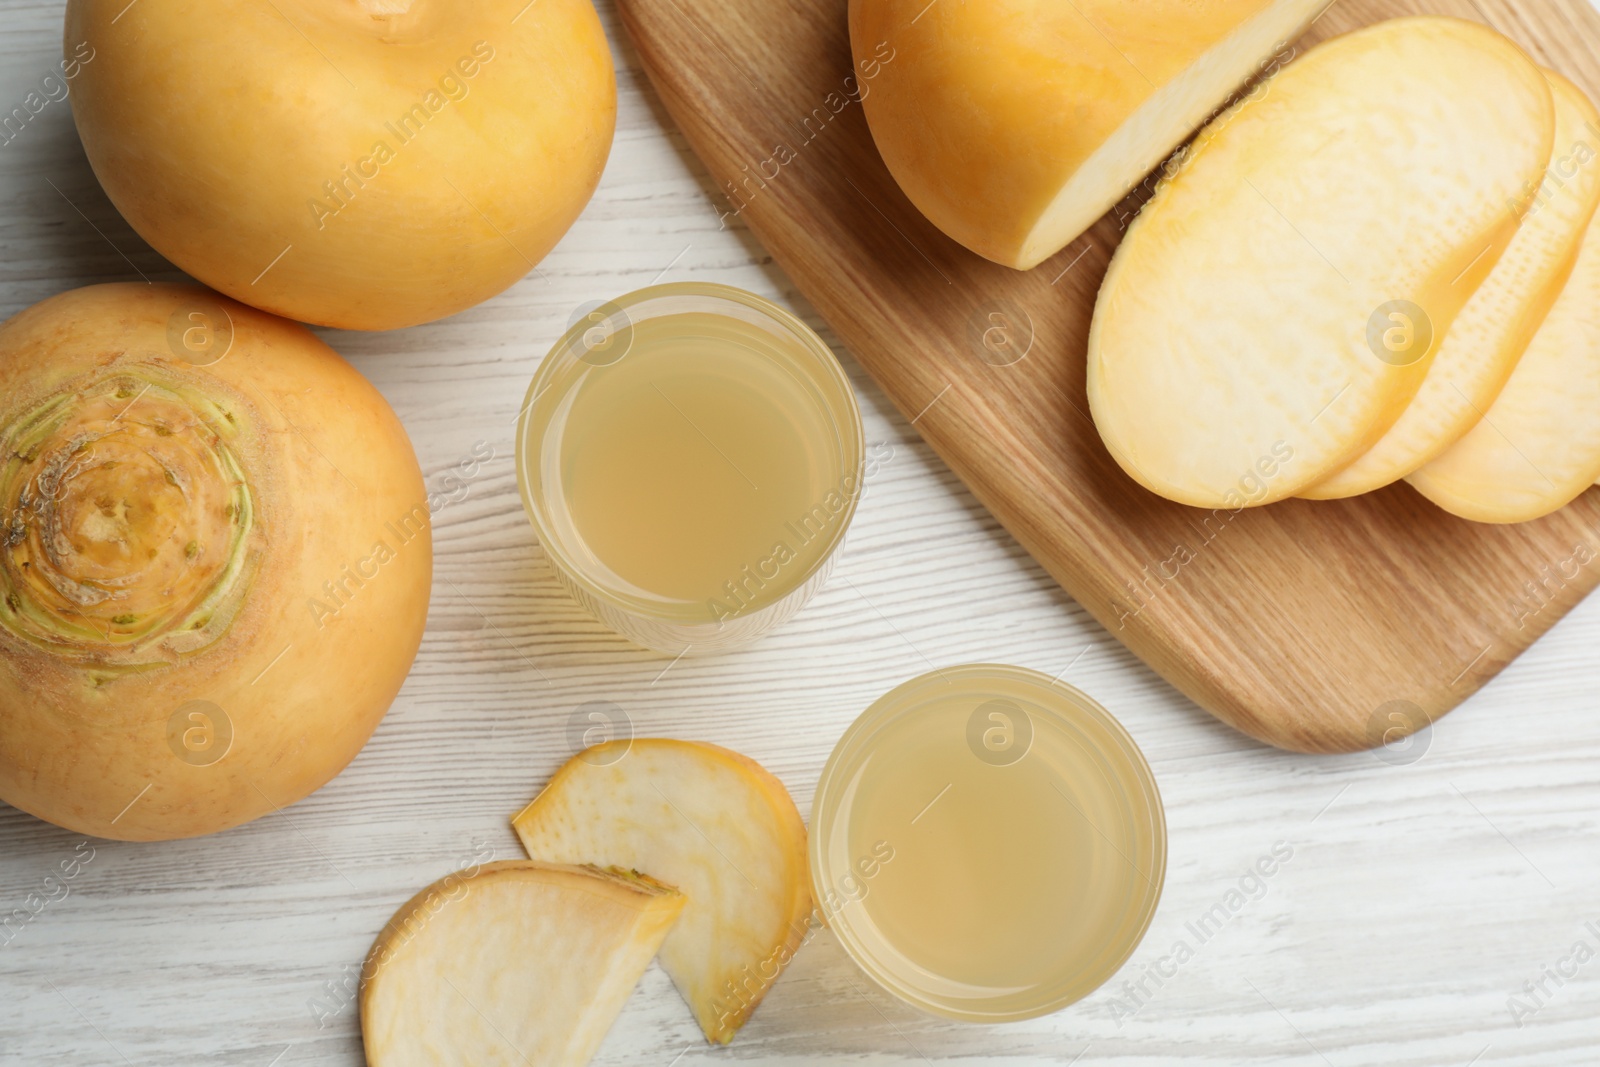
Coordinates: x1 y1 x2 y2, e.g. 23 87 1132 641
852 0 1333 269
1409 183 1600 522
1304 71 1600 499
360 861 685 1067
512 739 811 1045
1088 17 1554 509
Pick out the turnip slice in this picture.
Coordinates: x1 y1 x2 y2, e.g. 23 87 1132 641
360 861 685 1067
1305 71 1600 499
513 739 811 1044
1088 17 1554 509
1409 189 1600 522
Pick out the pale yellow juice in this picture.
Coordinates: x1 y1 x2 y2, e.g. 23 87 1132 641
520 293 861 640
813 665 1165 1021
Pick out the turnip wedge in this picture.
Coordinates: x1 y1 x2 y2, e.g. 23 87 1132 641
360 861 684 1067
513 739 811 1044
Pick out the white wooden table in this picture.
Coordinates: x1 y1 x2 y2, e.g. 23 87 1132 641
4 3 1600 1064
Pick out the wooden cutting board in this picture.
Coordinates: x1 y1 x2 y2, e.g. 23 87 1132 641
616 0 1600 753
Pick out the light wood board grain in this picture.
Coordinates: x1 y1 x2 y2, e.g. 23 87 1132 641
615 0 1600 754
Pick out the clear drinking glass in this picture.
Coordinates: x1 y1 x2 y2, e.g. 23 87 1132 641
516 283 864 654
811 664 1167 1022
